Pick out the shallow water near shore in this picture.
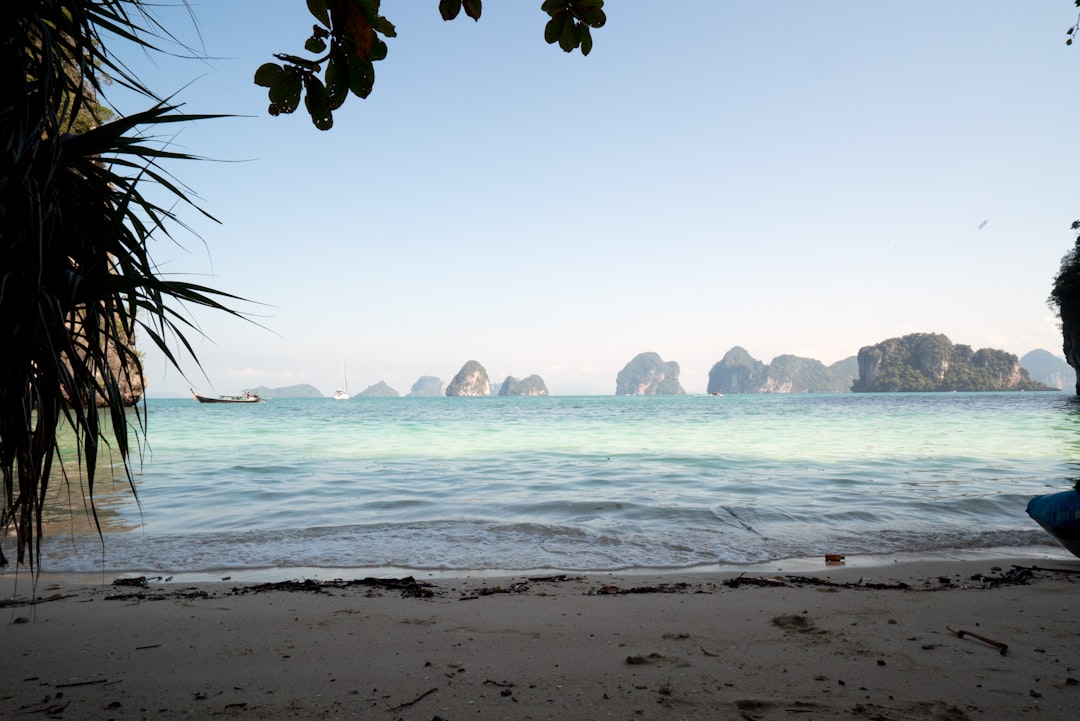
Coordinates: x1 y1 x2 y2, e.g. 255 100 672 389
12 392 1080 576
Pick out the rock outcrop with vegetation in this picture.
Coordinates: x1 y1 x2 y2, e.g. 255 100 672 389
407 376 445 397
446 361 491 396
358 381 399 398
498 375 549 396
615 353 684 395
707 348 857 394
852 333 1050 392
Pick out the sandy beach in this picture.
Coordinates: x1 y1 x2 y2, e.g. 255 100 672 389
2 558 1079 720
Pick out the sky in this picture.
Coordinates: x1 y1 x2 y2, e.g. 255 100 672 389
108 2 1080 396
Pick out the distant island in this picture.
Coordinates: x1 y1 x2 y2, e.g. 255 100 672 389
707 348 858 394
852 333 1052 392
249 383 322 398
357 381 399 398
446 360 491 397
498 375 549 396
1019 349 1075 390
616 352 684 395
407 376 445 397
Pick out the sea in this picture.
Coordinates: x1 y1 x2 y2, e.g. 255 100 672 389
13 392 1080 581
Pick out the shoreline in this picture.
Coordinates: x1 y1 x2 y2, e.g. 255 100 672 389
4 543 1073 586
4 556 1079 720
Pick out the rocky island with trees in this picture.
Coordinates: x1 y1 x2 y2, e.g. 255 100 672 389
851 333 1051 393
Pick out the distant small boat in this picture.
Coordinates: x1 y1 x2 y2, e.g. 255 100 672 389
334 357 351 400
1026 484 1080 558
190 388 261 404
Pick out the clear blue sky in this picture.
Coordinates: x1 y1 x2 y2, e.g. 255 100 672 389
111 2 1080 396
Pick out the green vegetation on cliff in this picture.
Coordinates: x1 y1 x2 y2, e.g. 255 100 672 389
852 333 1051 392
707 348 856 394
615 353 684 395
446 360 491 396
498 375 549 396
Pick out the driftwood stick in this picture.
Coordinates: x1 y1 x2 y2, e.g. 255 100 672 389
1027 565 1080 575
389 686 438 711
946 626 1008 655
54 678 110 688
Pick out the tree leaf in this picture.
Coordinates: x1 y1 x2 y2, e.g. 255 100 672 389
541 0 565 15
440 0 462 21
578 6 606 28
370 38 388 62
254 63 284 87
305 36 327 54
268 72 303 114
307 0 331 27
463 0 482 21
544 13 566 44
559 18 581 52
325 49 349 110
348 55 375 98
304 75 333 130
580 25 593 55
373 16 397 38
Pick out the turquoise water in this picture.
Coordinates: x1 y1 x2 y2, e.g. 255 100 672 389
18 392 1080 576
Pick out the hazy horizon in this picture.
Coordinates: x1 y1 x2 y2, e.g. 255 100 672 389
162 341 1068 398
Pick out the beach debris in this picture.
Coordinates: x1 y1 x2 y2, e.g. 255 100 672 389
527 574 579 583
111 576 148 588
1023 564 1080 576
55 678 110 688
771 614 821 634
625 653 664 665
104 588 210 602
825 553 845 565
946 626 1008 655
236 579 323 594
589 582 692 595
230 576 436 598
970 566 1035 588
723 574 787 589
483 679 515 688
474 582 529 596
387 686 438 711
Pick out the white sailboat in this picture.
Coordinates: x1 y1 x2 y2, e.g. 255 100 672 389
333 358 351 400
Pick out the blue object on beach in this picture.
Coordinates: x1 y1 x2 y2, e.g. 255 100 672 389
1027 485 1080 559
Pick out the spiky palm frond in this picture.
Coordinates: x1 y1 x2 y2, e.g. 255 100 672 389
1 1 241 570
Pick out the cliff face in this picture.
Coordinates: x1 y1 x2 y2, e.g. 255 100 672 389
446 360 491 396
498 375 549 396
707 347 765 394
615 352 685 395
102 336 144 407
408 376 445 397
1064 313 1080 394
